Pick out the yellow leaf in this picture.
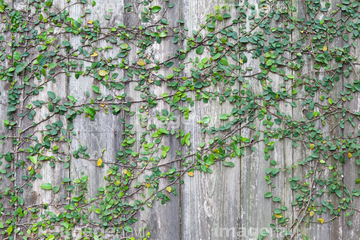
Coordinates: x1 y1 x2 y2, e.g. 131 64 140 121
91 51 98 57
348 152 352 158
97 158 103 166
309 144 315 149
123 169 128 174
188 172 194 177
317 218 324 224
310 211 314 217
114 181 120 186
100 103 106 107
146 183 151 188
27 166 32 171
99 70 107 76
137 59 146 66
323 46 327 51
166 186 172 193
87 20 93 24
274 214 283 219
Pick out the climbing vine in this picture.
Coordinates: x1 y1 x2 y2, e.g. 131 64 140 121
1 0 360 239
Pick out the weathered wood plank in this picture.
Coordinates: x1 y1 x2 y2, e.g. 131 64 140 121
130 0 182 238
179 0 242 239
67 0 125 233
0 0 13 216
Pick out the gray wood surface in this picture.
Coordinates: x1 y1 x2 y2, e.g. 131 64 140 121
1 0 360 239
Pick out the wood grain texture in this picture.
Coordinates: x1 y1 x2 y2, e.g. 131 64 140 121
2 0 360 239
179 1 242 239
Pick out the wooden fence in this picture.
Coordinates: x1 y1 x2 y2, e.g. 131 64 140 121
1 0 360 239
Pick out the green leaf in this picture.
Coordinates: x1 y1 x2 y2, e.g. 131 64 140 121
30 156 37 165
219 114 228 120
335 189 342 198
274 208 282 214
14 51 20 61
40 183 53 190
160 18 168 25
306 112 314 120
5 152 13 162
196 46 204 55
62 40 71 47
164 61 174 68
52 186 60 193
48 102 54 112
120 43 129 49
213 53 221 60
239 36 249 43
48 63 57 69
7 106 16 113
266 59 273 66
223 13 231 19
47 91 56 99
15 62 27 74
235 147 241 156
223 161 235 167
158 128 169 135
151 6 162 13
260 230 269 236
92 85 100 93
81 175 88 183
7 226 13 235
124 226 133 232
203 116 211 124
184 132 191 146
264 192 272 198
220 58 228 66
62 177 71 183
18 196 24 206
